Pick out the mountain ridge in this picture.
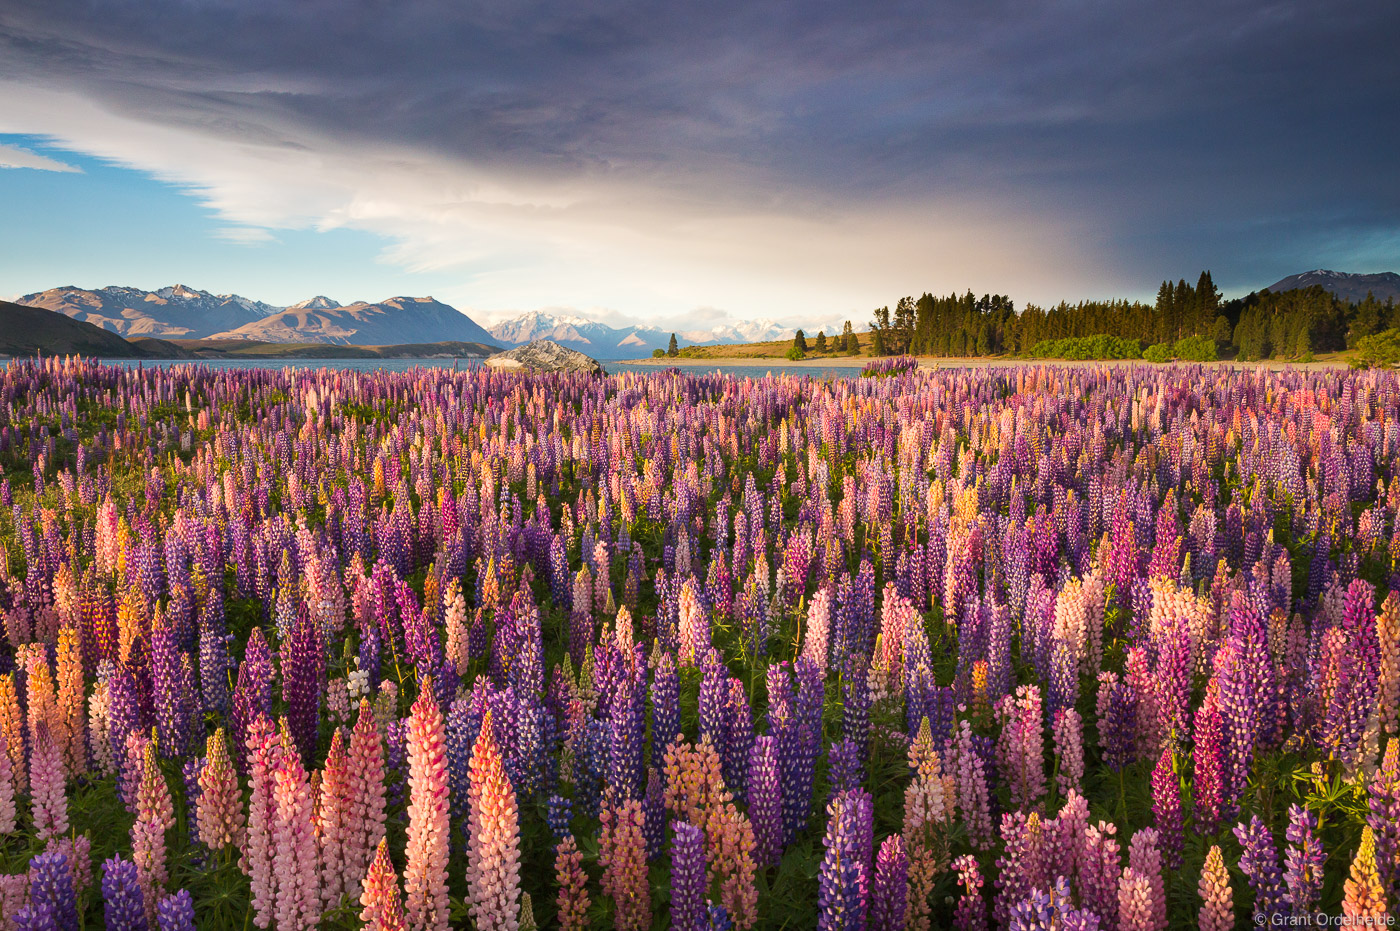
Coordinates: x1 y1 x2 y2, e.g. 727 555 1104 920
1263 270 1400 303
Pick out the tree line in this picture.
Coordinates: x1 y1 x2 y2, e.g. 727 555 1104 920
861 272 1400 360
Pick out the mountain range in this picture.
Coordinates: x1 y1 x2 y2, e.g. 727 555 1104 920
14 284 820 358
484 310 811 359
1263 270 1400 303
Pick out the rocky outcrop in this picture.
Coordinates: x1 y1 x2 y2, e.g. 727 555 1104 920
484 339 604 374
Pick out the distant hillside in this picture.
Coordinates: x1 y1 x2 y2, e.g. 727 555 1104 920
0 300 150 357
18 284 278 338
1265 270 1400 303
210 296 499 347
168 338 498 359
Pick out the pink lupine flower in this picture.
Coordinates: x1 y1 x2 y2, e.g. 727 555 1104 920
466 709 521 931
554 835 590 931
345 697 388 894
0 734 14 834
271 735 319 931
1127 827 1167 931
801 585 832 675
315 728 351 910
241 715 279 929
133 738 174 923
359 837 407 931
29 723 68 840
404 682 450 931
197 728 245 853
1051 707 1085 798
600 796 650 931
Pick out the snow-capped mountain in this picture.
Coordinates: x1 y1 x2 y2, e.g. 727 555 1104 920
287 296 341 311
18 284 280 338
18 285 499 347
488 311 835 359
1264 270 1400 303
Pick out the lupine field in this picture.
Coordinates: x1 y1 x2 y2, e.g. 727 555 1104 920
0 356 1398 930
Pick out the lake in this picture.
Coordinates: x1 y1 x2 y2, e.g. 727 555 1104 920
91 358 867 379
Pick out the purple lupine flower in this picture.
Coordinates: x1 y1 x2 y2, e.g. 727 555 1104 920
1283 804 1325 917
870 834 908 931
817 789 873 931
230 628 274 776
748 735 783 868
841 659 869 761
1098 673 1137 772
650 650 681 757
151 618 196 758
1151 745 1184 870
546 793 573 842
1234 814 1287 921
156 890 195 931
643 767 666 861
101 856 146 931
196 589 232 716
607 669 645 799
23 851 77 931
671 820 708 931
282 604 326 767
826 738 861 797
725 678 754 804
698 652 729 756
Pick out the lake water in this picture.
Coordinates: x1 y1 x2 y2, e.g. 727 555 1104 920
94 358 866 379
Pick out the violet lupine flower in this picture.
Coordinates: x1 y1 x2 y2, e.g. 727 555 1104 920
643 768 666 861
650 650 681 758
102 856 146 931
1283 804 1326 917
841 660 870 762
1052 707 1085 799
282 606 325 768
22 850 77 931
725 678 754 804
196 590 231 717
1234 815 1287 922
608 670 646 800
151 618 196 759
155 889 195 931
230 628 275 776
748 735 783 868
1096 672 1137 772
870 834 908 931
671 820 708 931
816 789 873 931
826 738 861 797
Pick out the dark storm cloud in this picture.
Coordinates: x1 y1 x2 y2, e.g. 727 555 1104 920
2 0 1397 298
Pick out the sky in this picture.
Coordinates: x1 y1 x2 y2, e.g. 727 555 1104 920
1 0 1398 330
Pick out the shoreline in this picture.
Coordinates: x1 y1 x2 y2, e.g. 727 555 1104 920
619 355 1352 370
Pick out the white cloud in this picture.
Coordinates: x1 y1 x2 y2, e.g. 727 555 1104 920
0 81 1113 320
0 142 81 173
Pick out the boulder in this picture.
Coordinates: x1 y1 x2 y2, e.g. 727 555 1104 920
484 339 604 375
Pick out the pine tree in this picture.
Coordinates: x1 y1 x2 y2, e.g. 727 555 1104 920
846 328 860 355
794 330 808 353
814 331 827 352
667 334 679 357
